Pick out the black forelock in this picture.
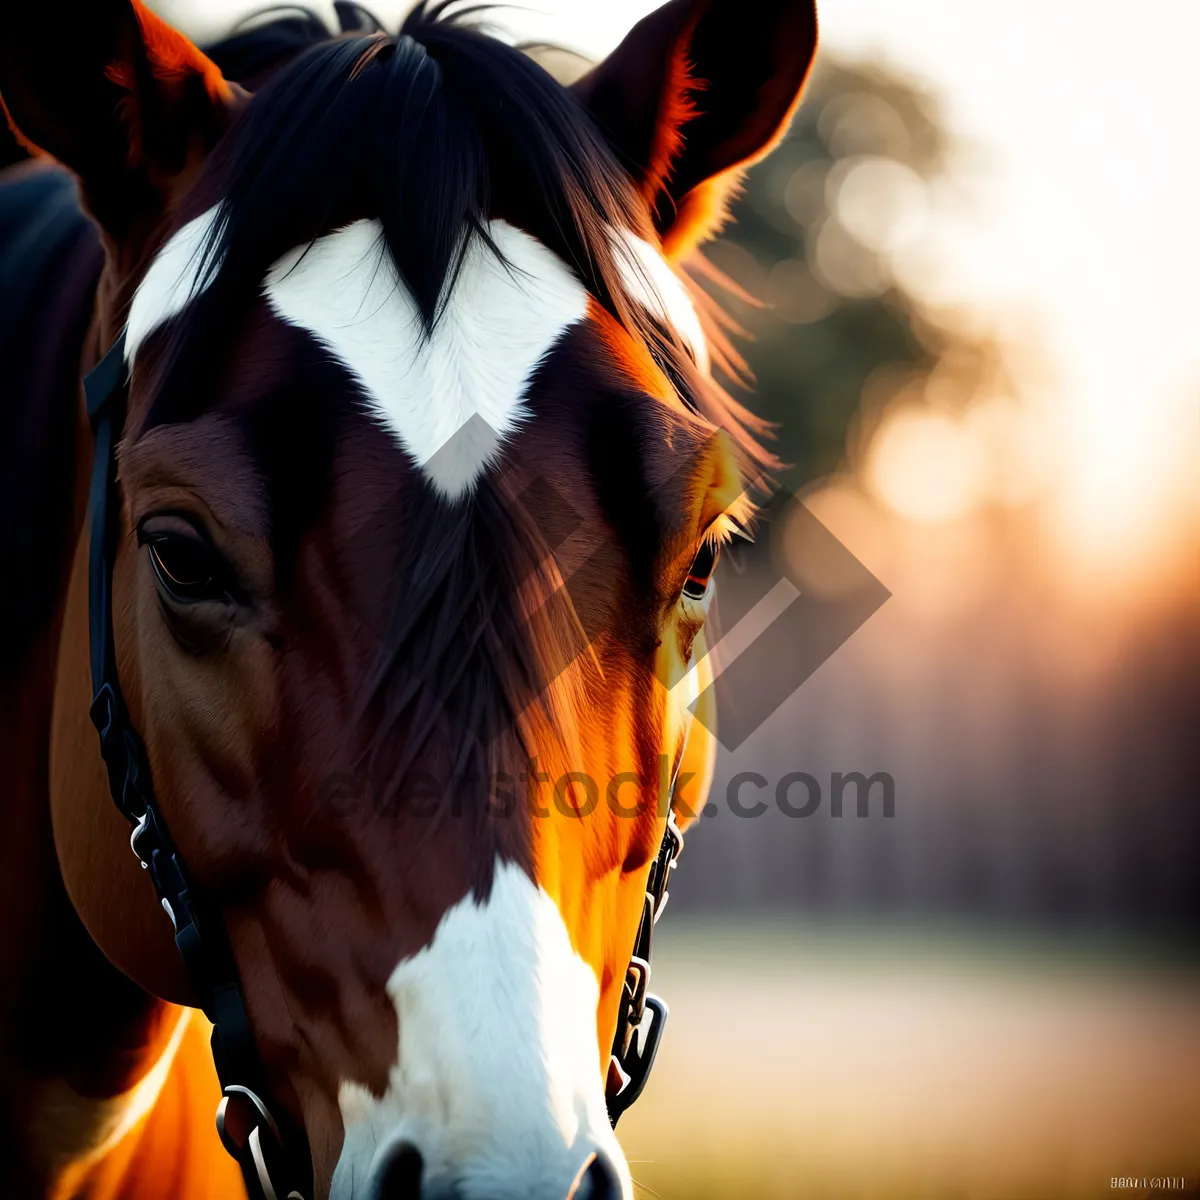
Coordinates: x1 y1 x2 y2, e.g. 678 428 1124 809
199 3 654 331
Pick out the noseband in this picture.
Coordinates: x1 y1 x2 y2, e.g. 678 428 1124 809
83 330 685 1197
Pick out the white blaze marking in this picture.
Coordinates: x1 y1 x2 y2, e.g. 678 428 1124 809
125 209 589 499
125 205 223 363
330 860 630 1200
125 209 708 498
264 219 588 499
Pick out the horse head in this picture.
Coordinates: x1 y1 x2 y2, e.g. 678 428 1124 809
0 2 817 1195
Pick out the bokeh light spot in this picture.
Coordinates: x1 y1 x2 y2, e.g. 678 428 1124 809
766 258 838 324
832 155 928 254
810 218 890 298
866 407 985 523
817 91 912 159
783 159 832 227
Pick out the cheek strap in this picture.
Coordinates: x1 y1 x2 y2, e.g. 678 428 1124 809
83 331 313 1200
605 743 687 1126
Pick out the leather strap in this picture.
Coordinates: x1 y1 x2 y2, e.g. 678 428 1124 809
83 333 311 1200
605 808 682 1126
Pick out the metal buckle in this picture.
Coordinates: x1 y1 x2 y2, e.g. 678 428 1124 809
617 956 651 1058
606 995 669 1125
216 1086 307 1200
605 809 685 1126
129 809 153 869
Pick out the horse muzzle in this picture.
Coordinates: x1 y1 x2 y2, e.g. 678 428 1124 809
364 1140 625 1199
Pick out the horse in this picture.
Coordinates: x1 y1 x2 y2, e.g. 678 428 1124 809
0 1 818 1196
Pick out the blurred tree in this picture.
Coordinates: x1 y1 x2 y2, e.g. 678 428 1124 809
697 59 1008 492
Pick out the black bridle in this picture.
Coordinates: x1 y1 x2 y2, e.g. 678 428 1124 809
85 330 311 1199
82 329 684 1198
605 806 682 1126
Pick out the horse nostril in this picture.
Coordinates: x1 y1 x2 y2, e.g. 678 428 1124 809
567 1151 622 1200
375 1139 424 1198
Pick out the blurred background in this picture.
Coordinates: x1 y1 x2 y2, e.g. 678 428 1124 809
624 4 1200 1185
18 1 1199 1195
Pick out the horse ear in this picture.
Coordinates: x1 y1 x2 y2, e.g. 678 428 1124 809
573 0 818 259
0 0 235 236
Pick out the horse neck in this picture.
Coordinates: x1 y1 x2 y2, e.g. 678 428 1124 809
0 163 203 1197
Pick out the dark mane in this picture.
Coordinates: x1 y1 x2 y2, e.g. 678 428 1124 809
204 1 654 331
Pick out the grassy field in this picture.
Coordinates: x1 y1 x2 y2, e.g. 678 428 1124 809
614 919 1200 1199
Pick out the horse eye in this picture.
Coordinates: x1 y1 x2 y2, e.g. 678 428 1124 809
682 540 720 602
145 534 230 604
